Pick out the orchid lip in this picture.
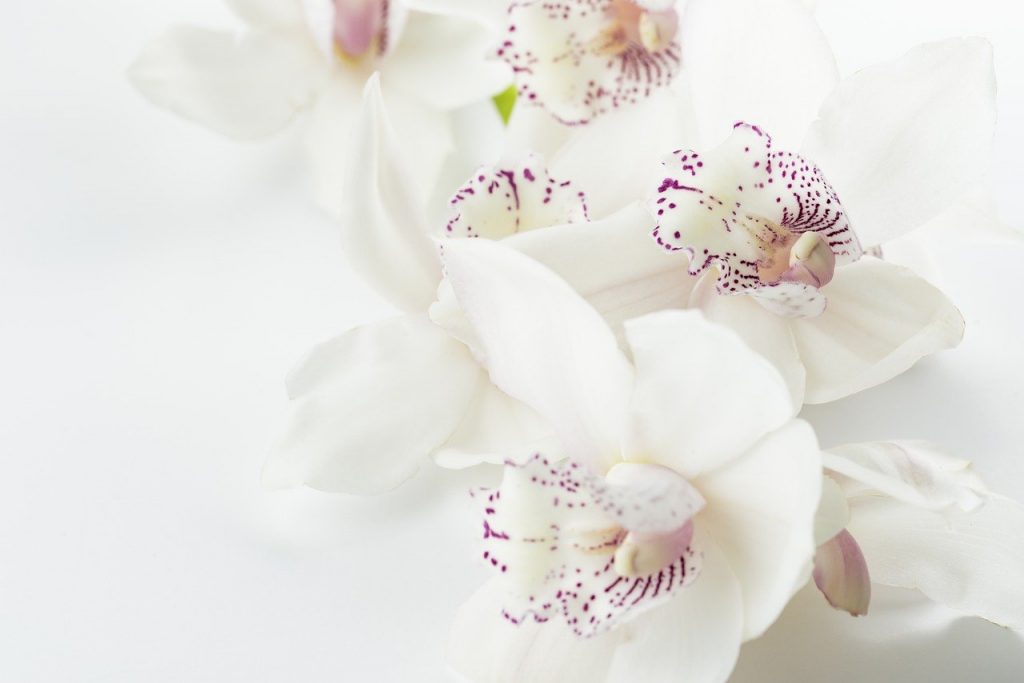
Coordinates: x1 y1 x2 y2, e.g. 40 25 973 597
305 0 389 63
650 122 863 318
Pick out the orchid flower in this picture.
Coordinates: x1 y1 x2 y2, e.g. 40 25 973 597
440 237 822 683
128 0 511 214
263 76 593 493
811 441 1024 629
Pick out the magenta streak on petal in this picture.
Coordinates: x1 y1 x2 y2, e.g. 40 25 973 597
471 455 702 638
813 529 871 617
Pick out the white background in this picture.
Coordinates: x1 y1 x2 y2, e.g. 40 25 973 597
2 1 1024 680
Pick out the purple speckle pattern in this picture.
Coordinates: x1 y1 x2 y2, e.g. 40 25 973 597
472 454 701 638
649 123 863 318
498 1 682 125
446 154 589 239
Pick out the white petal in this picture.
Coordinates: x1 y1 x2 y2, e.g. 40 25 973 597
623 309 795 478
402 0 509 30
447 579 622 683
881 190 1024 283
328 74 444 311
503 104 575 162
432 379 559 469
129 26 323 139
848 493 1024 630
681 0 837 148
551 87 698 219
790 256 964 404
802 38 996 246
384 10 511 110
697 419 822 639
824 441 987 512
441 239 634 472
263 315 480 494
814 475 850 546
226 0 308 28
507 203 697 338
690 273 806 408
606 535 744 683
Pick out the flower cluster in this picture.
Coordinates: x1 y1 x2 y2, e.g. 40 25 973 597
133 0 1024 680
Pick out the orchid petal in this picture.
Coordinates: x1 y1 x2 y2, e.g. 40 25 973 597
446 154 589 239
263 315 480 494
697 419 822 639
476 455 702 636
441 239 634 472
332 74 444 310
848 491 1024 630
790 256 964 404
432 380 560 469
447 578 623 683
606 535 744 683
226 0 309 29
689 273 806 407
681 0 837 148
623 309 795 479
129 26 322 139
551 87 698 219
507 203 696 338
501 0 682 125
813 529 871 617
814 475 850 546
802 38 996 247
826 441 1024 628
824 441 987 512
384 10 512 110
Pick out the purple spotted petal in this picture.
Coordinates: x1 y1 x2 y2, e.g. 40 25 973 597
649 123 862 318
446 154 589 239
499 0 682 125
473 454 702 637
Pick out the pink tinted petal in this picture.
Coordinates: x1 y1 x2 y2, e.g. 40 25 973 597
813 529 871 617
332 0 386 58
649 123 861 309
500 0 682 125
476 454 702 637
446 154 589 239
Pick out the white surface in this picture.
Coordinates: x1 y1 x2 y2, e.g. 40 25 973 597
2 1 1024 681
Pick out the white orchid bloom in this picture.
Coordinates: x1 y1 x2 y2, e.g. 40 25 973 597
811 441 1024 629
264 76 595 493
128 0 511 214
440 237 822 683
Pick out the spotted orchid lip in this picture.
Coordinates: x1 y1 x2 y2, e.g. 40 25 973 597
446 154 589 240
499 0 682 125
473 455 703 637
649 122 863 318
